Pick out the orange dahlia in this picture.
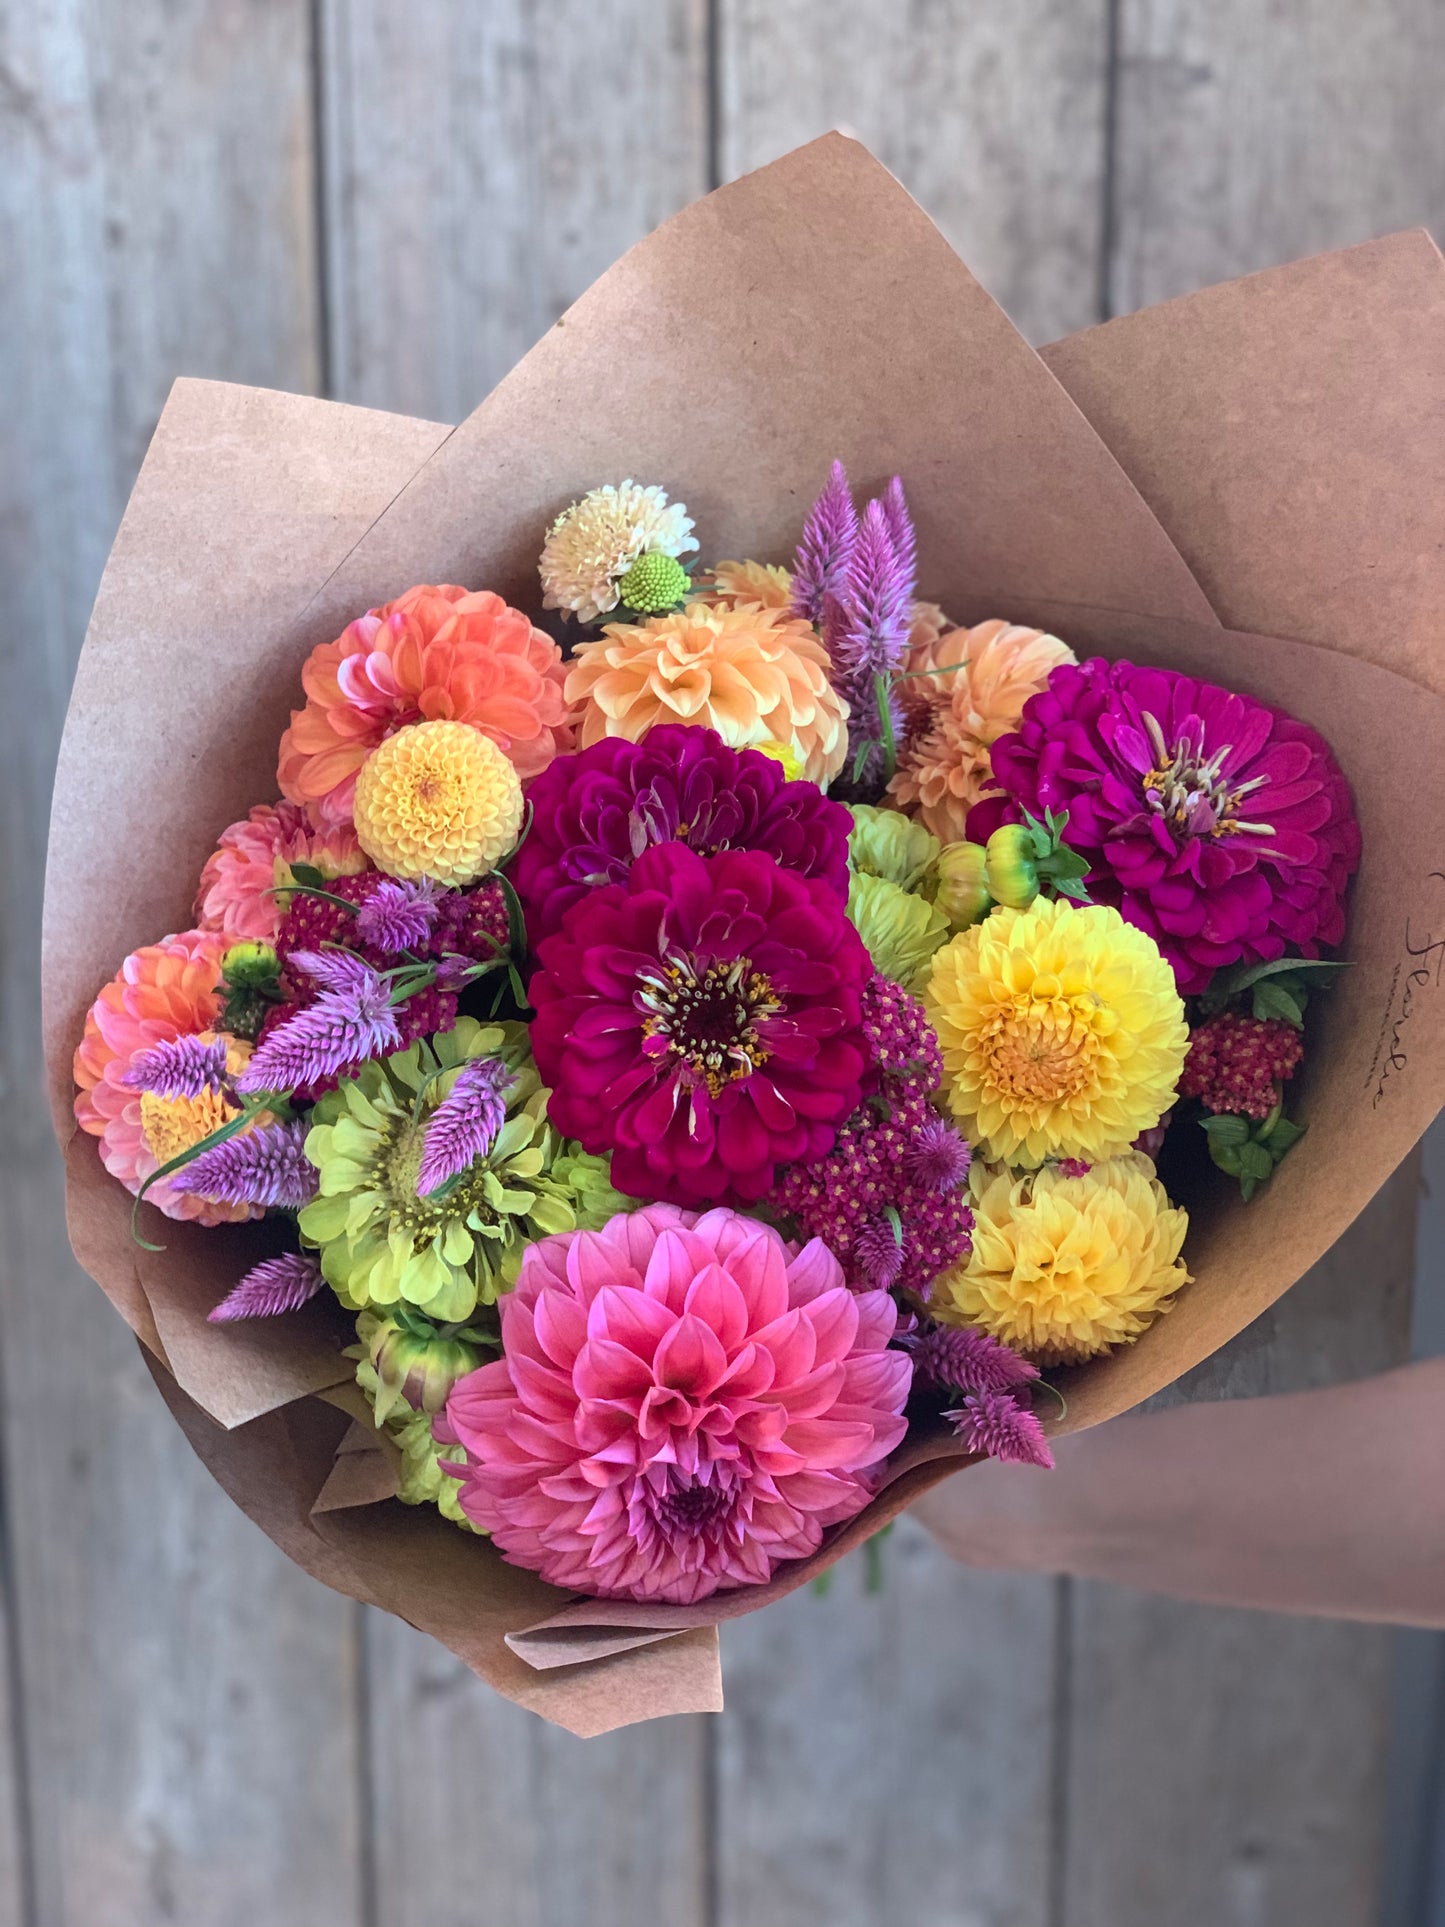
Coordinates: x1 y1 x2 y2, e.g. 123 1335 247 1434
278 585 573 830
564 602 850 786
889 619 1076 842
699 559 795 611
73 930 261 1225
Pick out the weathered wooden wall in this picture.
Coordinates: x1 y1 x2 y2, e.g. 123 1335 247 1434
2 4 1441 1924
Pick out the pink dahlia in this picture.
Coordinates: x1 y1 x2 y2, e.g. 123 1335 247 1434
73 929 261 1224
195 801 366 944
968 659 1360 994
440 1204 912 1603
512 723 852 948
529 844 873 1207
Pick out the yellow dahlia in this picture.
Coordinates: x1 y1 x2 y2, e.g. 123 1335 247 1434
352 720 523 885
890 619 1077 843
700 559 795 611
564 602 850 786
932 1155 1190 1364
540 481 698 624
924 898 1187 1166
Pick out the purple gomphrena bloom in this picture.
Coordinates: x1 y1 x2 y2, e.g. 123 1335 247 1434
208 1251 325 1322
907 1323 1039 1397
792 459 859 623
123 1033 229 1101
354 877 443 954
853 1216 905 1292
238 957 401 1093
945 1389 1055 1469
903 1115 972 1193
417 1057 517 1195
831 490 916 791
1056 1157 1093 1179
186 1119 319 1210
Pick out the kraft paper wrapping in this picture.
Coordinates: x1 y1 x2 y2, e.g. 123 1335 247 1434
42 136 1445 1733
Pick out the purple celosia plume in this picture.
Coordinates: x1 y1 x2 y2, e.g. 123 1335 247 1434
186 1118 319 1210
354 877 442 954
208 1251 324 1322
238 953 401 1093
853 1216 906 1292
417 1057 518 1196
792 459 859 623
906 1323 1039 1397
945 1388 1054 1469
881 473 916 588
123 1033 228 1100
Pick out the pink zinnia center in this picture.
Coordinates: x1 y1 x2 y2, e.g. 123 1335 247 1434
635 951 783 1095
1140 711 1271 843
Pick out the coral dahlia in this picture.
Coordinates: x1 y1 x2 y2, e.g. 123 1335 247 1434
968 658 1361 994
513 724 853 948
530 843 873 1208
278 584 572 830
440 1204 912 1603
195 800 366 944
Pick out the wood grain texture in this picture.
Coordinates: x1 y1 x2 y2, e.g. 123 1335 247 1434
0 4 357 1923
1109 0 1445 315
716 1519 1059 1927
318 0 710 421
715 0 1110 342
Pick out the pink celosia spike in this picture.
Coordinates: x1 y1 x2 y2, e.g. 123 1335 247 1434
792 459 858 623
207 1251 324 1322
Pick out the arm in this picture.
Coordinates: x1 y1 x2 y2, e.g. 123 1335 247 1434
911 1358 1445 1624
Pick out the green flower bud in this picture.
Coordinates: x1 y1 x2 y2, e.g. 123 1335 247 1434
847 804 941 894
932 841 992 929
984 824 1040 909
222 940 280 988
359 1308 486 1425
617 551 690 613
846 872 951 992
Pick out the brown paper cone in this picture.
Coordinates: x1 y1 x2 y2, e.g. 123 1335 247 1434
44 136 1445 1731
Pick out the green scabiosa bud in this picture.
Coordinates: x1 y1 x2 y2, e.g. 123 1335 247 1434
984 824 1040 909
617 551 690 613
932 841 992 929
358 1308 488 1425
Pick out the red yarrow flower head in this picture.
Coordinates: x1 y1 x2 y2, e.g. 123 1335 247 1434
439 1203 912 1603
529 843 873 1208
1179 1009 1303 1120
968 658 1360 994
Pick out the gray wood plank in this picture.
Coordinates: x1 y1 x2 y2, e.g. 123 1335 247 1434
319 0 710 422
361 1609 709 1927
0 3 361 1922
716 1519 1059 1927
715 0 1111 343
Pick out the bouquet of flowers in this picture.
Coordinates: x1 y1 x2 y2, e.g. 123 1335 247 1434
44 138 1445 1732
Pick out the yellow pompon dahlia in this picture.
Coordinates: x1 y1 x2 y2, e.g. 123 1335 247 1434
540 480 698 623
352 719 523 885
700 559 795 611
933 1155 1191 1365
924 898 1188 1166
564 602 851 786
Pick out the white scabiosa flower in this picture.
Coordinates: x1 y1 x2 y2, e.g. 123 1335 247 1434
539 480 698 623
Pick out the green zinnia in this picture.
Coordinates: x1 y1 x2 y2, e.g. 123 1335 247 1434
847 870 951 993
300 1017 623 1324
847 803 941 894
353 1353 478 1531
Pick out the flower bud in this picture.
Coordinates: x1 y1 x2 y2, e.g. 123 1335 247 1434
617 551 690 613
222 940 280 988
933 841 992 928
984 824 1039 909
360 1310 485 1424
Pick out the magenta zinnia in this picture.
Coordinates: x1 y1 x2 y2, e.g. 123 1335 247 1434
969 659 1360 993
440 1204 912 1603
530 843 873 1207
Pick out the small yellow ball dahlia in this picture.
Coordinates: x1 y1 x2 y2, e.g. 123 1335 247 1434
924 898 1187 1166
353 720 524 885
933 1155 1191 1364
540 480 698 624
564 601 850 786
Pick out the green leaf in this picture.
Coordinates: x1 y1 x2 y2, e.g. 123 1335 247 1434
1203 954 1353 1013
1238 1141 1274 1182
1251 980 1305 1028
289 862 325 888
1262 1115 1305 1157
1208 1142 1245 1177
1199 1113 1250 1145
1239 1173 1260 1203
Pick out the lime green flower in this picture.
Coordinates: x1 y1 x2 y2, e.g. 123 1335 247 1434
353 1353 478 1531
356 1306 489 1424
300 1018 622 1323
847 804 940 894
933 840 992 929
618 551 690 613
846 871 951 992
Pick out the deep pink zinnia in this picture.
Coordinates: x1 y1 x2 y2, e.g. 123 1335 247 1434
529 843 873 1208
440 1204 912 1603
968 658 1360 994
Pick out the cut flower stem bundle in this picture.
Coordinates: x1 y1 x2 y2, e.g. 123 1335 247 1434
43 137 1445 1730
